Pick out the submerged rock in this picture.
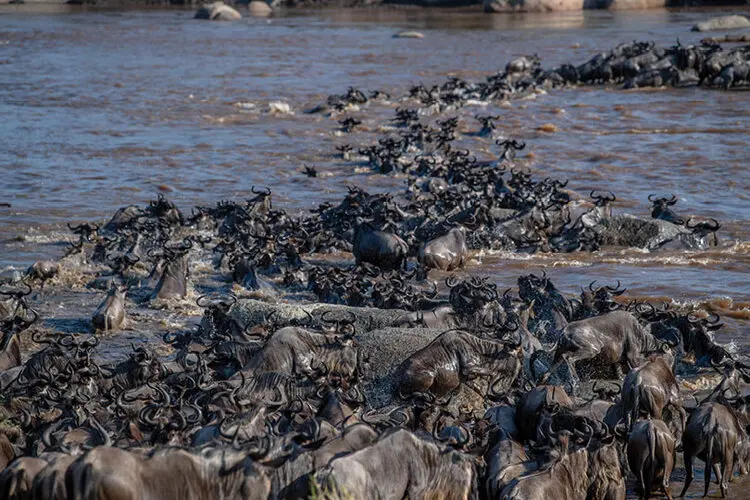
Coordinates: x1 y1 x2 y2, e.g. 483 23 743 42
692 15 750 32
195 2 242 21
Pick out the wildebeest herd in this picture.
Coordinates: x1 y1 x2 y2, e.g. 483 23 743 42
0 39 745 500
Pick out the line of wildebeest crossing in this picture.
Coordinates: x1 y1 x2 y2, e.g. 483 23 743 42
0 38 746 500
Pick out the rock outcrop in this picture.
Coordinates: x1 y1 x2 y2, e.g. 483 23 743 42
692 15 750 32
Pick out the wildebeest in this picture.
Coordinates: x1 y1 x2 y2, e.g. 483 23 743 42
231 326 359 381
26 261 59 282
627 418 676 500
151 242 191 301
0 307 38 371
418 227 469 271
574 393 625 433
0 433 15 471
484 403 519 440
499 431 589 500
648 194 684 225
314 429 476 500
0 456 50 500
352 222 408 271
622 354 686 436
91 284 126 331
484 429 533 498
680 396 750 498
64 445 270 500
541 311 675 390
516 385 575 441
587 425 626 500
270 423 378 499
30 453 77 500
0 329 21 373
398 329 522 398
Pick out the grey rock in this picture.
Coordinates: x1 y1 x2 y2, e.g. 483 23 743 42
393 31 424 39
692 15 750 32
195 2 242 21
594 214 709 251
248 1 272 17
227 299 410 335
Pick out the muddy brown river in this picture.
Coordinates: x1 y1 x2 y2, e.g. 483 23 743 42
0 4 749 498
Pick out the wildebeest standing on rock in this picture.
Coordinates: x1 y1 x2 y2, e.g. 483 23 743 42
231 324 360 382
542 310 677 391
398 329 522 399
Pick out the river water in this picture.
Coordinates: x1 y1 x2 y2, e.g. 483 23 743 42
0 5 749 496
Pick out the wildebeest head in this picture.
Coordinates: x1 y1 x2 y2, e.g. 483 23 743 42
686 217 720 246
648 194 684 225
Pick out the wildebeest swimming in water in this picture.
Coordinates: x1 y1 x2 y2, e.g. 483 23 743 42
352 220 408 271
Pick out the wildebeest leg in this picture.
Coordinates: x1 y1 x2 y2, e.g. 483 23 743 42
540 352 566 384
677 406 687 438
720 455 732 496
680 453 693 497
613 362 625 380
541 349 586 384
704 441 714 497
637 461 648 499
664 478 673 500
713 463 723 497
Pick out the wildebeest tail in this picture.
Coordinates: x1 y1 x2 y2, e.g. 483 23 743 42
468 461 481 500
66 461 92 500
630 378 641 430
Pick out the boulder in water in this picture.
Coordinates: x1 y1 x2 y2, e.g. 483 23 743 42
248 1 272 17
393 31 424 39
594 214 711 251
484 0 592 12
195 2 242 21
603 0 667 9
692 15 750 32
